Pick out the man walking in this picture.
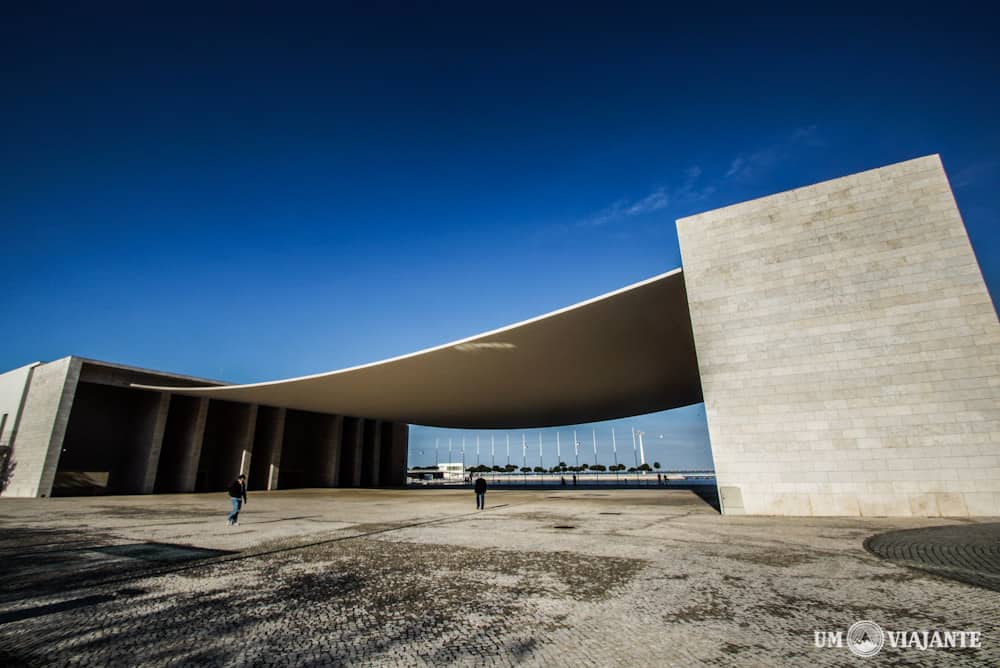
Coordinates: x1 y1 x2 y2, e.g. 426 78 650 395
474 476 487 510
228 474 247 526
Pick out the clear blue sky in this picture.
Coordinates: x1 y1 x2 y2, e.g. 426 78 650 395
2 6 997 469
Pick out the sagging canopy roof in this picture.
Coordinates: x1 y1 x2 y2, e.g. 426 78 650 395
137 269 703 428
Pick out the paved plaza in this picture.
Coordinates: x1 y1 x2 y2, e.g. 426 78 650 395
0 488 997 666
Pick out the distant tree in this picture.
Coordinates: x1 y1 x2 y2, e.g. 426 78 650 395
504 464 518 473
0 446 14 493
533 466 545 473
653 462 661 470
591 464 606 472
492 465 503 472
638 463 652 471
520 467 532 474
549 466 561 473
627 467 637 472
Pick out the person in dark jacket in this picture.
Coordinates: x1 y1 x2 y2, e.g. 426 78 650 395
227 474 247 526
474 476 487 510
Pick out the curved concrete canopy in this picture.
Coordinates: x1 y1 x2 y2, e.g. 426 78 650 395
137 269 702 428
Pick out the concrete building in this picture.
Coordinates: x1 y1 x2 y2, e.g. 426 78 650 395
0 358 408 497
2 155 998 516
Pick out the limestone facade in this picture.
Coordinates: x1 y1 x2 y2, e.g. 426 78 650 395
677 155 1000 516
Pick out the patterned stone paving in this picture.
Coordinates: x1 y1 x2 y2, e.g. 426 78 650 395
0 489 997 666
865 522 1000 592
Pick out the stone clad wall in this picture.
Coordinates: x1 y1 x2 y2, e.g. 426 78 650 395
3 357 81 497
677 155 1000 516
0 363 39 448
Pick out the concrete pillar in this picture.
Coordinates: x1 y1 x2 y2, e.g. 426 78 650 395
363 420 382 486
198 401 257 492
316 414 343 487
176 398 210 493
153 396 209 493
3 357 81 497
342 417 364 487
381 422 409 486
128 392 171 494
238 404 258 478
265 408 286 490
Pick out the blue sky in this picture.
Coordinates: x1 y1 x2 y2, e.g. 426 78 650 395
2 6 998 469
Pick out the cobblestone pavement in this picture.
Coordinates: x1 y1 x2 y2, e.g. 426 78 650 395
0 489 997 666
865 522 1000 592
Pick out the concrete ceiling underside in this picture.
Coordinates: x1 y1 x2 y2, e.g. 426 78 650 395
137 269 703 428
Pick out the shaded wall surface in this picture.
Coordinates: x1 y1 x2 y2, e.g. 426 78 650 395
155 395 209 493
3 358 409 497
57 383 166 495
197 400 256 493
678 155 1000 517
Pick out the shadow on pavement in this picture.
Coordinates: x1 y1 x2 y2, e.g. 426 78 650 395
0 529 232 603
864 522 1000 592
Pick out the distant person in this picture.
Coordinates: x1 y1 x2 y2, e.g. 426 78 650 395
657 473 663 486
474 476 487 510
560 476 566 486
227 474 247 526
572 474 577 487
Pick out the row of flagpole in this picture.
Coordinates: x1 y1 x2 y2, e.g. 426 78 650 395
434 427 647 469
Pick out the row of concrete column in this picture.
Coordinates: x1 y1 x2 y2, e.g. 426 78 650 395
139 394 407 494
3 358 408 498
46 383 408 495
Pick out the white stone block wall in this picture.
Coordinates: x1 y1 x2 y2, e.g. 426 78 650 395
2 356 81 497
0 362 39 448
677 155 1000 516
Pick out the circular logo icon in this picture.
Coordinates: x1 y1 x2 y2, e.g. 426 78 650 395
847 620 885 657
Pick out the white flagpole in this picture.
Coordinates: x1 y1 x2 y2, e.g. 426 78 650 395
631 427 638 467
592 427 598 466
538 432 543 468
573 430 579 468
611 427 618 467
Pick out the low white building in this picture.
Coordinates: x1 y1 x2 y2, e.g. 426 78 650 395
436 463 465 481
406 462 466 483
